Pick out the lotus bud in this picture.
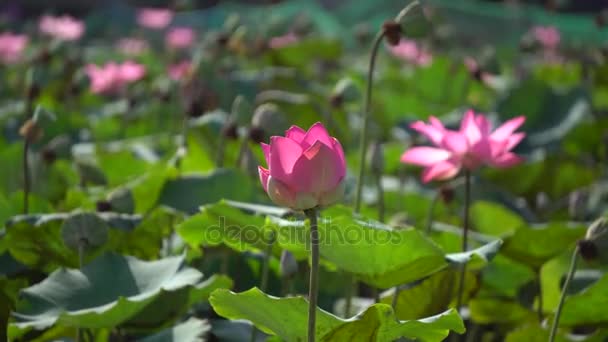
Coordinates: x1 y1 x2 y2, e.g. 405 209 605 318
19 119 43 143
251 103 287 141
330 78 360 108
578 217 608 262
279 250 298 278
258 122 346 210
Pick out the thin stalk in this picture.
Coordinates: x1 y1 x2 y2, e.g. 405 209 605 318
354 30 385 213
549 247 579 342
22 140 30 214
455 170 471 313
251 232 275 342
304 208 320 342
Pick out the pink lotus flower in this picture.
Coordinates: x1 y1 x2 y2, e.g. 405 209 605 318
116 37 148 56
0 32 28 64
268 32 299 49
85 61 146 95
401 110 526 183
137 8 173 30
258 122 346 210
532 26 560 50
168 60 192 81
388 38 433 66
39 15 84 41
165 27 195 49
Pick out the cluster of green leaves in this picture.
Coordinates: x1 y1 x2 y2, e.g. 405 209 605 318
1 0 608 341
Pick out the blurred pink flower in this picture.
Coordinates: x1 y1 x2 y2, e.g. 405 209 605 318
168 60 192 81
268 32 299 49
116 37 148 56
401 110 526 182
137 8 173 30
532 26 560 50
0 32 28 64
85 61 146 95
388 38 433 66
39 15 85 41
165 27 195 49
258 122 346 210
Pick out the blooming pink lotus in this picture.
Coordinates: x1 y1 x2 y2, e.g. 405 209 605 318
117 37 149 56
39 15 85 41
532 26 560 50
0 32 28 64
85 61 146 95
401 110 526 182
165 27 195 49
259 122 346 210
168 60 192 81
137 8 173 30
388 38 432 67
268 32 299 49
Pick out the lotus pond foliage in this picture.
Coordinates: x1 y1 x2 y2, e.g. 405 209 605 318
0 0 607 341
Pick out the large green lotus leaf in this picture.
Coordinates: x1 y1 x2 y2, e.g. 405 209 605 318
210 288 464 342
97 150 153 187
158 168 253 214
8 253 231 340
469 298 535 325
504 325 570 342
316 206 447 289
380 269 478 321
177 202 268 252
502 223 586 268
553 273 608 327
138 318 211 342
482 255 535 299
470 201 525 237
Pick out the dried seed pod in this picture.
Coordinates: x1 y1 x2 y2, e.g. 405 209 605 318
19 119 43 143
578 217 608 263
382 20 402 46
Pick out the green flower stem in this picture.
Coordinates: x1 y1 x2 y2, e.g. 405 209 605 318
304 207 320 342
251 231 276 342
22 139 30 215
549 247 579 342
455 170 472 313
354 30 385 214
